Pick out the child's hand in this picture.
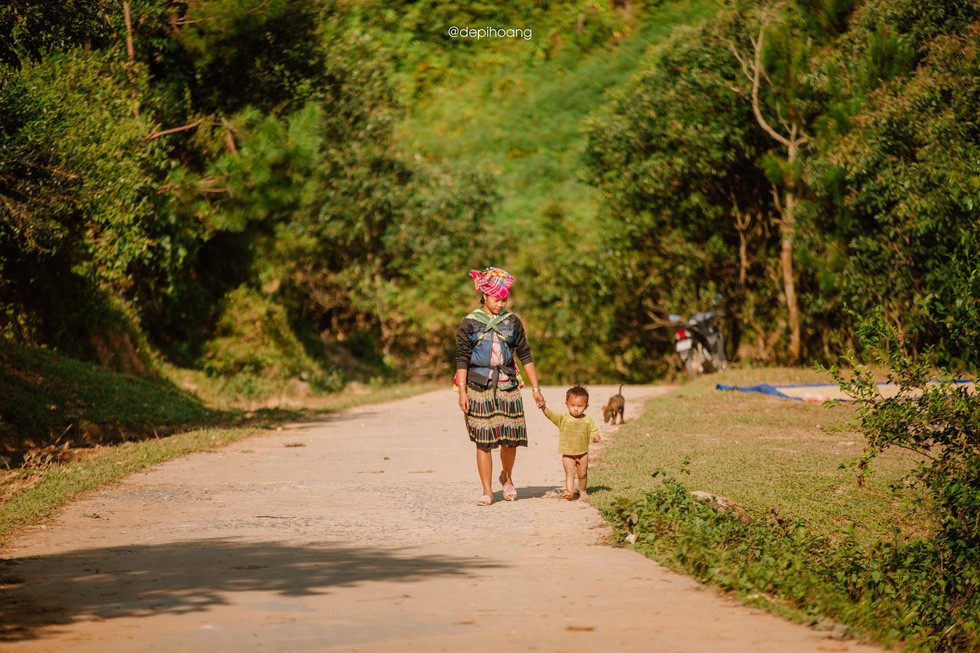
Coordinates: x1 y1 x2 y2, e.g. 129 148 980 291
591 434 601 442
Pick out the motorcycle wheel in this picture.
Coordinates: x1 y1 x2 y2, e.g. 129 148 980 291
685 344 705 379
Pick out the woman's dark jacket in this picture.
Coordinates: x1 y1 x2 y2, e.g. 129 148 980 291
455 309 533 388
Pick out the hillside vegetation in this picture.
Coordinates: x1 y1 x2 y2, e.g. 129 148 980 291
0 340 213 459
594 368 977 650
1 2 978 646
2 0 977 387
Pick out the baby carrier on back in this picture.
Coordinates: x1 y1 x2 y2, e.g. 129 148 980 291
465 307 523 389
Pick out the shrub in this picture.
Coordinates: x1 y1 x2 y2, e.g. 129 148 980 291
200 286 344 395
606 466 980 650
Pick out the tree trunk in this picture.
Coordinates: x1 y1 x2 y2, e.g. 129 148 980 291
123 1 139 117
779 187 800 362
733 207 752 289
726 2 805 363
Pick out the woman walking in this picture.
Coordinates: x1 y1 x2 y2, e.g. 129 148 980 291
455 267 546 506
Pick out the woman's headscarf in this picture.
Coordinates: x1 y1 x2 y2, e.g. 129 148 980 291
469 267 514 299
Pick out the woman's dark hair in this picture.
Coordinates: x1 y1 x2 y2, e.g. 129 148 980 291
566 386 589 401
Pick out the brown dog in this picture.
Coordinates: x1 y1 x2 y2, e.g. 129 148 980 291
602 385 625 424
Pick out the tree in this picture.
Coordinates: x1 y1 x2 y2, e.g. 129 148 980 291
0 50 162 364
584 22 785 371
715 0 817 363
805 0 980 369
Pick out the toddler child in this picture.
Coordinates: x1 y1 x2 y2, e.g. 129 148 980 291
541 386 600 500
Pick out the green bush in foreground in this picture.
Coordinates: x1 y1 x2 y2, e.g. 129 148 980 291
831 314 980 555
606 468 979 651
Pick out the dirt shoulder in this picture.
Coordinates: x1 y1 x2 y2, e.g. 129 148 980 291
0 385 882 652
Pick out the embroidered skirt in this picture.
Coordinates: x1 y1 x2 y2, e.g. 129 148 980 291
465 384 528 449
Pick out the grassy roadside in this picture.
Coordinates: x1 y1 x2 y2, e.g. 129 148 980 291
591 367 927 547
0 340 437 546
590 367 939 648
0 340 217 456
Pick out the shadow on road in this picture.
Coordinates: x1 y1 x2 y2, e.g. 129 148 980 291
0 538 504 642
508 485 614 500
512 485 566 500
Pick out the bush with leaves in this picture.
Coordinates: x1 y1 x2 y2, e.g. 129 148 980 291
607 461 980 650
0 50 166 362
827 312 980 648
831 304 980 650
198 286 343 396
832 316 980 539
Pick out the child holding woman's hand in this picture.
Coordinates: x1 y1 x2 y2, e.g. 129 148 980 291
541 386 600 500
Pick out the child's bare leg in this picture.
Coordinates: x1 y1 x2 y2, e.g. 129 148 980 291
562 455 577 498
577 454 590 498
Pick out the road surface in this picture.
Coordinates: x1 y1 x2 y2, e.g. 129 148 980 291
0 385 882 652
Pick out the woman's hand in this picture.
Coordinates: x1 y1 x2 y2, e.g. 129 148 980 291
532 387 545 410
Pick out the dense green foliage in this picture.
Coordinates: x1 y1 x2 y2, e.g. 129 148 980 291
583 19 782 368
584 0 980 375
1 0 497 384
0 49 162 362
2 0 978 382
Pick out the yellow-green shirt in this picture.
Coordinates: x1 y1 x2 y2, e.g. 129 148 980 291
544 408 599 456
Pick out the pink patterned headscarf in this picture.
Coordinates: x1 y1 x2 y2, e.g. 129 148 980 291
469 267 514 299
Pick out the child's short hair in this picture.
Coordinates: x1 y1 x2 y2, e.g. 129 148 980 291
566 385 589 401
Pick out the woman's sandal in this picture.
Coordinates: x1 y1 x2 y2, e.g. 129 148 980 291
499 474 517 501
477 494 493 506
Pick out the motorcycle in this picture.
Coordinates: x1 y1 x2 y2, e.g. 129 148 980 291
669 303 727 379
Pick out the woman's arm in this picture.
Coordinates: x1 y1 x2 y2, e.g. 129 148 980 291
510 317 544 409
456 319 474 369
511 316 533 365
456 369 469 413
456 319 473 413
522 361 545 409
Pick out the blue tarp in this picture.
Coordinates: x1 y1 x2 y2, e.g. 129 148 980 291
715 383 807 401
717 380 974 402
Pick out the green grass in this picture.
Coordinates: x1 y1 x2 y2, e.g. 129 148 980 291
398 0 718 240
591 367 930 547
0 340 216 453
